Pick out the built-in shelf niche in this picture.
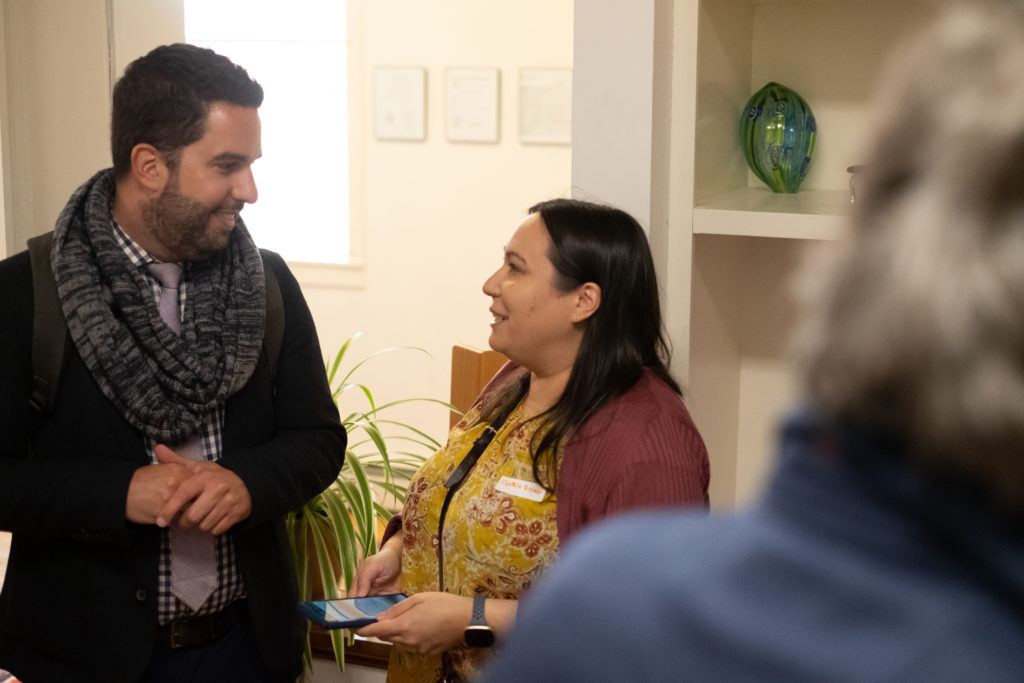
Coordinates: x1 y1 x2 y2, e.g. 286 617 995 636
687 0 943 507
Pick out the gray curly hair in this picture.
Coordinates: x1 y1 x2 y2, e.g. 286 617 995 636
793 1 1024 508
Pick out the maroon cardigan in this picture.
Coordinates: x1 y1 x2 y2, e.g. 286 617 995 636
383 362 709 548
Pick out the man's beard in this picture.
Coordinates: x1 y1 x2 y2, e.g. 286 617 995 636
143 176 239 262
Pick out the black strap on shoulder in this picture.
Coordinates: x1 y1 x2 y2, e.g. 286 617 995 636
260 251 285 381
28 231 70 416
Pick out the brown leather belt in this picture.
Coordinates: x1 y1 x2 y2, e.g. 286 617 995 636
157 600 249 650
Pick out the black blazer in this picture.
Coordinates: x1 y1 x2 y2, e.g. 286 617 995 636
0 248 346 682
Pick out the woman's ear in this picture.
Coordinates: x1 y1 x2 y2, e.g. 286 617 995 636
570 282 602 323
130 143 169 193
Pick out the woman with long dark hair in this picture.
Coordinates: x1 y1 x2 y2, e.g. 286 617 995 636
351 198 709 682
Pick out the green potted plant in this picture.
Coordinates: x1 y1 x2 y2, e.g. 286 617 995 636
287 334 449 672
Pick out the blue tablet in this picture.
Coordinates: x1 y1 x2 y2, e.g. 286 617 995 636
299 593 407 629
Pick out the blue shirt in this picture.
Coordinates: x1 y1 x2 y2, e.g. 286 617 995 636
482 409 1024 682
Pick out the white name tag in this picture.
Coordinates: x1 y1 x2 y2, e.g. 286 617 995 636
496 476 546 502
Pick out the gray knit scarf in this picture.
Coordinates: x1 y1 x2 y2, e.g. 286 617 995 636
51 168 265 444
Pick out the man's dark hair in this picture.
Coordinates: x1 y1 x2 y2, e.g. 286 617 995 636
110 43 264 179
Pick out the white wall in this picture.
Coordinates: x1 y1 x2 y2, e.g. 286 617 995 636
570 0 695 389
110 0 185 77
309 1 573 443
571 0 656 227
1 0 112 254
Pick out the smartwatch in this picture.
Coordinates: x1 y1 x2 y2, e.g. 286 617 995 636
463 594 496 648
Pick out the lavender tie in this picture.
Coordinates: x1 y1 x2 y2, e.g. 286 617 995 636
148 262 217 611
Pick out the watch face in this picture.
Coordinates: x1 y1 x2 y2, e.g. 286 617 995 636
464 625 496 648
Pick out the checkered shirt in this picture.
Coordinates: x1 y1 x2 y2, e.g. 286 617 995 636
111 220 246 624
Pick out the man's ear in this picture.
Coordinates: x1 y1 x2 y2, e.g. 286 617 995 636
570 282 602 323
130 143 169 193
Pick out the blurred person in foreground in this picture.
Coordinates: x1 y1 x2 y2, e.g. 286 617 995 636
482 4 1024 682
350 198 710 682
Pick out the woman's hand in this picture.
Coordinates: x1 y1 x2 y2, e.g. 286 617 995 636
356 593 519 655
349 535 403 597
354 592 472 655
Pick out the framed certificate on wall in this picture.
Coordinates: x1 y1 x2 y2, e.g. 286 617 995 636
375 67 427 141
446 67 500 143
519 68 572 145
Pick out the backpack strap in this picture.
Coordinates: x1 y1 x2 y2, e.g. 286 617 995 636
28 231 70 416
260 250 285 382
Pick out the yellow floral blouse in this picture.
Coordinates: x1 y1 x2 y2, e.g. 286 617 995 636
387 401 559 682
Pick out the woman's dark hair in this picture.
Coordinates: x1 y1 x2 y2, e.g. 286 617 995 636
111 43 264 179
486 198 679 492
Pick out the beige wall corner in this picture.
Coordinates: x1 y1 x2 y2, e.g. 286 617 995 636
110 0 185 78
2 0 110 251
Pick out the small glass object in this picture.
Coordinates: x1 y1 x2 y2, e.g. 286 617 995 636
740 82 817 193
847 165 864 204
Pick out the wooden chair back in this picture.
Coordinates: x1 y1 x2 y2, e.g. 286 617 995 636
450 344 508 428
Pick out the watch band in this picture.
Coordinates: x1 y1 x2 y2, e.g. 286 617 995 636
471 593 487 626
464 594 496 647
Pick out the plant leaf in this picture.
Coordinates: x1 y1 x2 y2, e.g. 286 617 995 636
291 334 445 673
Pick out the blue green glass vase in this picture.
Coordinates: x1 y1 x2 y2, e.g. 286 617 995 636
740 82 816 193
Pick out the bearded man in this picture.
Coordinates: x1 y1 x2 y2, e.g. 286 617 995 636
0 44 346 683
